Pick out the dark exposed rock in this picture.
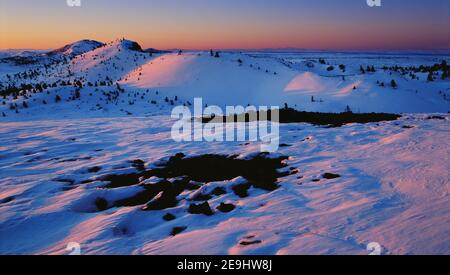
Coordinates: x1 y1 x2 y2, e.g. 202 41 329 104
0 196 14 204
95 197 109 211
97 153 291 213
163 213 176 221
211 187 227 196
232 182 251 198
188 202 214 216
427 116 445 120
87 166 102 173
217 202 236 213
203 108 401 127
130 159 145 171
142 189 179 211
171 226 187 236
322 173 341 179
240 240 262 246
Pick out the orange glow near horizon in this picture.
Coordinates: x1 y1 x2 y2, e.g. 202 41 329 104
1 0 449 51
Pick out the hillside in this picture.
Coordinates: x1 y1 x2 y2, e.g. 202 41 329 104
0 39 448 122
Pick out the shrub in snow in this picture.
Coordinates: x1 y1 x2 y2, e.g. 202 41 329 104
391 79 398 89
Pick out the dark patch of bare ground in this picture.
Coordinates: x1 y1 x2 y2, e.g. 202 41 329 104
202 108 401 127
426 115 445 120
240 240 262 246
92 153 290 214
322 173 341 179
0 196 15 204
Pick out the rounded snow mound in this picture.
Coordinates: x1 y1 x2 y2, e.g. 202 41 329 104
47 39 104 58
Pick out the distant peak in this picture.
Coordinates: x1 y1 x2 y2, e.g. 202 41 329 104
47 39 104 57
110 38 143 52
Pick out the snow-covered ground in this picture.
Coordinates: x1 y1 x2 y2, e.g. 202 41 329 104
0 39 449 255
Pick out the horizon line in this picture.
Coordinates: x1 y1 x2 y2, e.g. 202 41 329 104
1 39 450 54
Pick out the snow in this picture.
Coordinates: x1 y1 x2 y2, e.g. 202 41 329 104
0 40 449 255
0 114 448 255
46 40 104 59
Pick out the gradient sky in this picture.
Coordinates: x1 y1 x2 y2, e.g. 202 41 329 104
1 0 449 50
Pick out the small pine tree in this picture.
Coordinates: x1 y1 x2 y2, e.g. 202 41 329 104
390 79 397 89
214 51 220 58
55 95 61 102
360 66 365 74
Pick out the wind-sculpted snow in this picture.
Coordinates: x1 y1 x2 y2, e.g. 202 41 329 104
0 114 448 254
0 43 449 255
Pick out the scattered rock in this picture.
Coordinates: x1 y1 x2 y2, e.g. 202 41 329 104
0 196 14 204
211 187 227 196
142 190 179 211
240 240 262 246
217 202 236 213
171 226 187 236
130 159 145 171
87 166 102 173
163 213 176 221
188 202 214 216
322 173 341 179
95 197 109 211
427 116 445 120
232 182 251 198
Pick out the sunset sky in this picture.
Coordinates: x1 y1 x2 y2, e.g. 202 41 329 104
1 0 449 51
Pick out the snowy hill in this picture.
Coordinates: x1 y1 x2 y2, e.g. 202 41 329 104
121 52 450 113
1 39 449 120
46 39 104 60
